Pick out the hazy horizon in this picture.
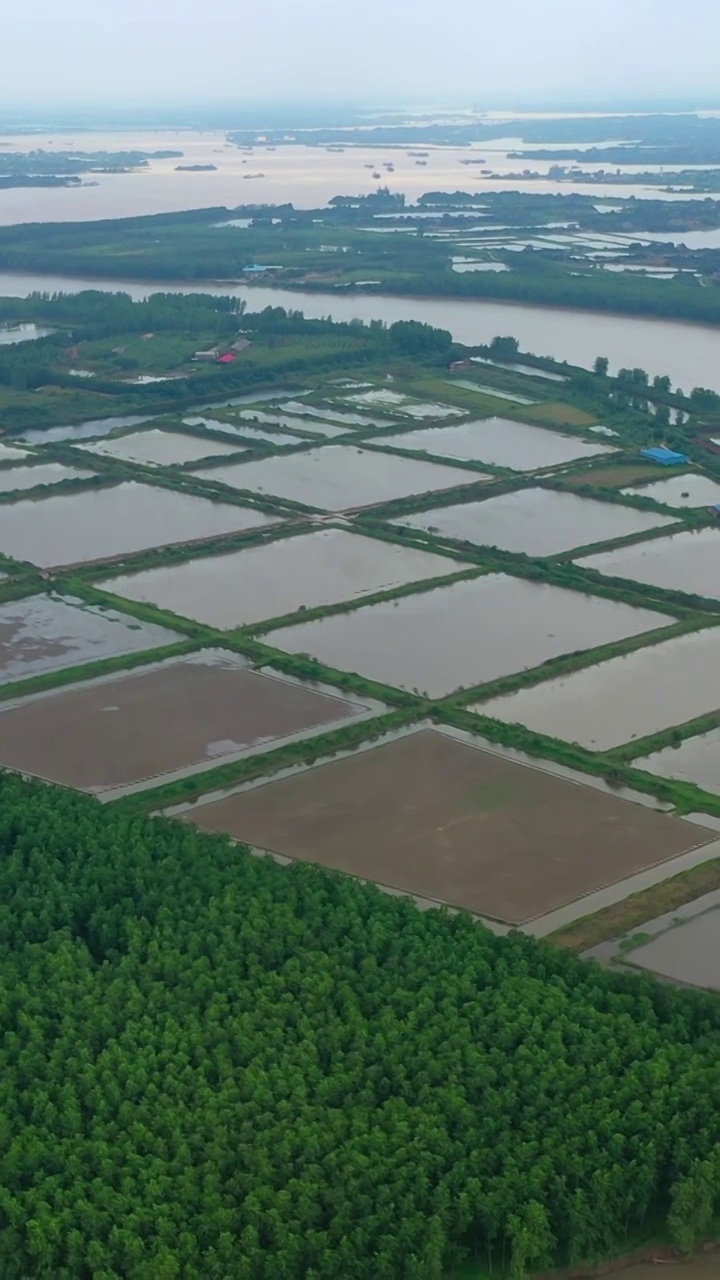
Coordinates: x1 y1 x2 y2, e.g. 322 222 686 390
4 0 719 111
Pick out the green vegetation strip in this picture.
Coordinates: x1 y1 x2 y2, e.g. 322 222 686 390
549 859 720 952
0 638 201 705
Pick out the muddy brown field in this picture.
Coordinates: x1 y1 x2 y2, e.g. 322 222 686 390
186 729 711 924
0 650 369 793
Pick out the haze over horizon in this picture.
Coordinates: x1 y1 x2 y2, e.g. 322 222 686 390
3 0 720 112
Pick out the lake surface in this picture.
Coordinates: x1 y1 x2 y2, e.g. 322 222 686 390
78 428 247 468
477 627 720 750
192 445 481 511
395 488 675 555
376 418 612 471
2 270 720 391
101 528 469 628
0 480 278 568
577 528 720 599
0 322 54 344
266 573 671 697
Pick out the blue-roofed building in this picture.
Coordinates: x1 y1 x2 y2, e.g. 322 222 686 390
640 446 689 466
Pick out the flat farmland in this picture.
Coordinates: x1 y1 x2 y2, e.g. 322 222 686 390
183 728 710 924
191 446 481 511
101 528 471 628
266 573 672 697
78 428 248 468
0 593 179 684
576 528 720 599
0 649 376 794
0 481 279 568
374 418 614 471
395 487 675 555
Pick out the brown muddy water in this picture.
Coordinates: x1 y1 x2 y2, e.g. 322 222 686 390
264 573 672 697
0 481 279 568
396 487 675 555
477 627 720 751
375 417 614 471
101 528 471 629
192 445 481 511
642 725 720 794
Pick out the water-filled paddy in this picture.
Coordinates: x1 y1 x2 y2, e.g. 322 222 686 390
621 473 720 509
395 487 675 554
265 573 670 697
642 727 720 793
0 462 94 492
101 527 469 628
78 428 247 468
375 417 613 471
183 417 301 446
0 593 178 684
0 481 278 568
192 446 480 510
477 627 720 750
577 528 720 599
626 911 720 991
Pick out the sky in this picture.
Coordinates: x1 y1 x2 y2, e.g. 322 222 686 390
3 0 720 111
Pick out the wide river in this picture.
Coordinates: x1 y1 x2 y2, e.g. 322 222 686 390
2 268 719 390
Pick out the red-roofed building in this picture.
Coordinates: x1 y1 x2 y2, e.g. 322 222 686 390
217 353 236 364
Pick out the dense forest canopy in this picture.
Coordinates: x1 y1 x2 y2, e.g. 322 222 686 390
2 771 720 1278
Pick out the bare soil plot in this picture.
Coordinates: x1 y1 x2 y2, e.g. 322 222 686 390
79 428 247 468
0 593 179 685
0 481 279 568
101 528 470 629
268 573 672 697
562 463 671 489
577 528 720 599
0 462 94 492
395 487 674 555
477 628 720 751
191 446 480 511
0 650 372 794
185 728 710 924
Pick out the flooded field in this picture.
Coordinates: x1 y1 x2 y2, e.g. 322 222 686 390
235 409 337 434
0 481 279 568
280 402 392 428
626 909 720 991
444 380 539 405
0 443 31 462
183 418 302 447
375 417 613 471
0 649 372 794
183 728 708 924
621 472 720 509
192 446 480 511
19 413 156 445
477 628 720 750
344 390 462 420
0 593 178 685
642 726 720 793
101 527 469 628
79 428 247 468
395 487 675 555
266 573 670 697
0 322 54 344
577 528 720 599
0 462 94 493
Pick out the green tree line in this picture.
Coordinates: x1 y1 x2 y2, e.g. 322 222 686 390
2 772 720 1277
